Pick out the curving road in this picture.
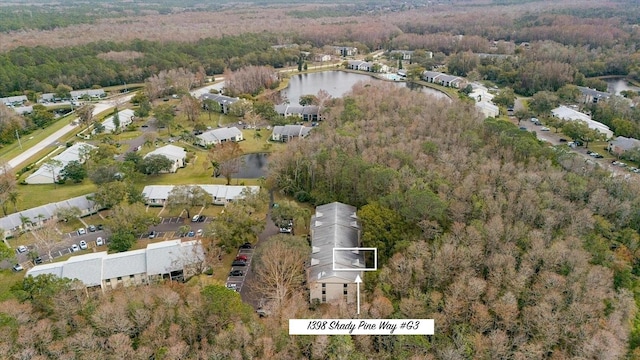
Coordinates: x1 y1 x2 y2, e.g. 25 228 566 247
7 95 134 170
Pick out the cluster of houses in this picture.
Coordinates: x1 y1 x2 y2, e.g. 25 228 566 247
421 71 467 89
21 198 366 305
551 105 614 139
141 184 259 206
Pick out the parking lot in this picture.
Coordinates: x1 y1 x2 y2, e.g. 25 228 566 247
226 246 254 293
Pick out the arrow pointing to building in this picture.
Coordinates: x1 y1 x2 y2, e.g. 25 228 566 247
355 274 362 315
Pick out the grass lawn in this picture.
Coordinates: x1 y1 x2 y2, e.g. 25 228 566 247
14 181 97 212
0 114 76 162
0 270 23 301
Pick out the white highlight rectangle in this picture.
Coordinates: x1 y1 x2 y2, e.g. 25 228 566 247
333 247 377 271
289 319 434 335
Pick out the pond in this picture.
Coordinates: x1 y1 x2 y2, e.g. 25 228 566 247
229 152 269 179
604 77 640 95
280 71 448 105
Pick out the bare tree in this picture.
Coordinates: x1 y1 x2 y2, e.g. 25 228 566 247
30 220 62 261
180 95 201 122
75 104 95 128
251 234 309 311
0 162 17 216
206 142 243 184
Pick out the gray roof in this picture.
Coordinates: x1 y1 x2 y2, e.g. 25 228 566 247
1 95 27 104
102 249 147 280
70 89 105 98
26 142 97 184
196 127 242 144
0 193 98 232
200 93 240 106
423 71 443 79
610 136 640 151
144 144 186 162
62 252 105 286
578 86 611 99
274 104 319 116
13 106 33 115
40 93 55 101
308 202 363 282
142 184 259 202
272 124 312 138
101 109 135 132
26 240 204 287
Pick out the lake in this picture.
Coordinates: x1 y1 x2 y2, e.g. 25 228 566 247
605 77 640 95
280 71 448 105
232 152 269 179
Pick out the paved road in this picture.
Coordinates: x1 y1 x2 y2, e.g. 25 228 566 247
8 95 134 170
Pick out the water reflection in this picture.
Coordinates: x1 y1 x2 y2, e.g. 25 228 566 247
224 152 269 179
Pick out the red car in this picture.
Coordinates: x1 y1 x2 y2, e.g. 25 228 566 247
235 255 248 261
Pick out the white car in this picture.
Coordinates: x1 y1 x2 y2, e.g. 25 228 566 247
196 229 203 236
79 240 88 250
17 245 28 253
70 244 80 252
540 127 550 131
96 237 104 246
77 228 86 235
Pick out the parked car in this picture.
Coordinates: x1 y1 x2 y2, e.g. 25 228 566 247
226 283 238 291
559 138 568 142
12 264 23 272
256 308 271 318
71 244 80 252
79 240 88 250
235 254 248 261
34 257 43 265
229 270 244 277
196 229 203 236
192 214 200 222
96 237 104 246
187 231 195 237
17 245 28 253
232 260 247 267
541 127 550 131
148 231 157 239
197 215 206 222
239 242 252 249
519 126 527 131
88 225 96 232
77 228 86 235
97 224 104 230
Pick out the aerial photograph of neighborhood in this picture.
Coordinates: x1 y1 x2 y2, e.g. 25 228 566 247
1 0 640 357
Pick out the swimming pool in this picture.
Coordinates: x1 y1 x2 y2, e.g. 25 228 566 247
380 73 405 81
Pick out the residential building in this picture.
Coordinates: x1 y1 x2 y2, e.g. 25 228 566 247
308 202 364 304
142 184 260 206
274 104 321 122
13 105 33 115
25 142 97 184
577 86 611 104
389 50 414 60
334 46 358 57
39 93 56 103
346 60 388 73
143 145 187 173
0 194 99 238
196 127 243 147
271 124 312 142
421 71 466 88
26 240 204 291
314 54 332 62
99 109 135 134
551 105 614 139
475 101 499 118
1 95 28 106
608 136 640 155
70 89 105 100
200 93 240 114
